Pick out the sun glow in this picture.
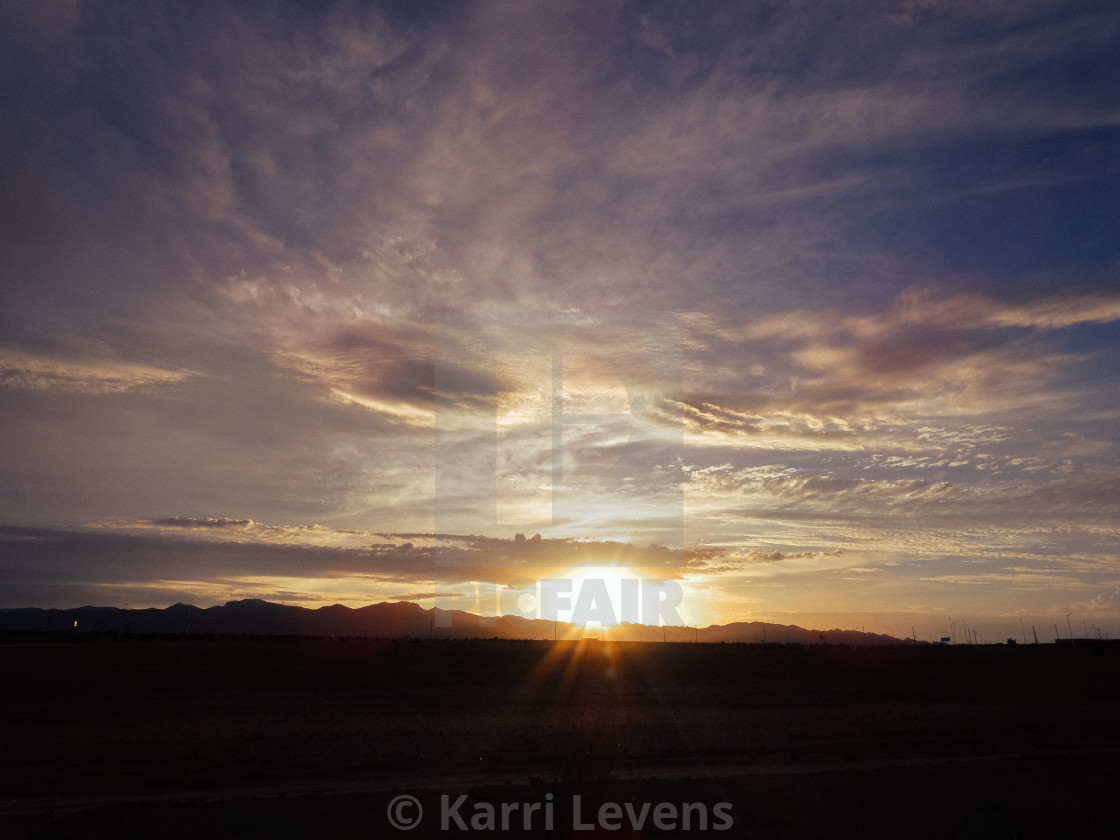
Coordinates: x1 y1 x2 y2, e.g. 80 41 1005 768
549 564 641 635
557 564 646 592
550 564 693 636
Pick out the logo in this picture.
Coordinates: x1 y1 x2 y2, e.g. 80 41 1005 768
386 794 423 830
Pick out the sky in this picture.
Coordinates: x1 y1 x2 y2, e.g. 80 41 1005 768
2 0 1119 642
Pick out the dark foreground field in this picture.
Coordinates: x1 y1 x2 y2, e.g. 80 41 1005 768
2 636 1118 838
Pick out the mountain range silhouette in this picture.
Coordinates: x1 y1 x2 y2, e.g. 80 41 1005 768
0 599 911 644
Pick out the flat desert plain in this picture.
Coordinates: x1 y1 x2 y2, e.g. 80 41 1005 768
2 636 1118 838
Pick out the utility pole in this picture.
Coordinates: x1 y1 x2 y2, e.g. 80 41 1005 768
1066 613 1074 639
1032 625 1038 644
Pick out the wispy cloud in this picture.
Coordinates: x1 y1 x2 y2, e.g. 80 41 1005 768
0 350 196 394
676 289 1120 456
90 517 392 548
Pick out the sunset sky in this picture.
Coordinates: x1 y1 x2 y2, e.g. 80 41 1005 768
2 1 1119 641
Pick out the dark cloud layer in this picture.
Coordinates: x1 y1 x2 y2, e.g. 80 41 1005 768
0 524 695 609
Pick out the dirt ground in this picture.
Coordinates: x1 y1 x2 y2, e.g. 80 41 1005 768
2 636 1118 837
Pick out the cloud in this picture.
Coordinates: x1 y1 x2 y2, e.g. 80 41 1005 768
270 327 438 427
91 517 391 548
685 463 1120 528
6 1 1118 345
686 546 844 574
675 288 1120 456
0 522 711 609
818 288 1120 340
0 350 196 394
